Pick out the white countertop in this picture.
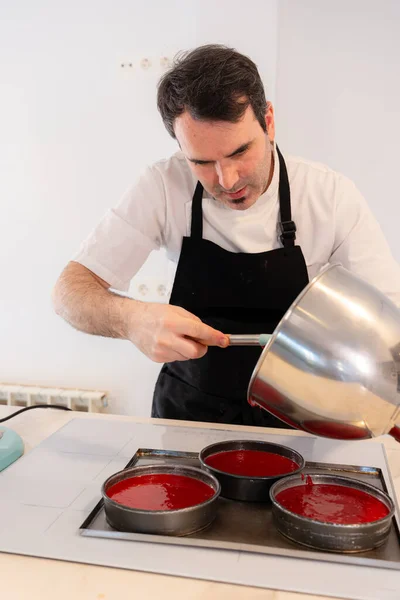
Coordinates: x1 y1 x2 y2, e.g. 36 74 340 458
1 405 400 600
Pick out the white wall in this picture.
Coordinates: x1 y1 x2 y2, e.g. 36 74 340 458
0 0 277 416
275 0 400 261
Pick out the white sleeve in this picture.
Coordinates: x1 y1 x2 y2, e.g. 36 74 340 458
73 166 166 291
330 176 400 307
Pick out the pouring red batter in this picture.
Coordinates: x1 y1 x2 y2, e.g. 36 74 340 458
107 473 215 510
204 449 300 477
276 482 390 524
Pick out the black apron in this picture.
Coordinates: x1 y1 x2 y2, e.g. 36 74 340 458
152 146 309 427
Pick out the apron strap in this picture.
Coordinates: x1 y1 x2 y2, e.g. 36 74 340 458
190 181 204 239
276 144 297 248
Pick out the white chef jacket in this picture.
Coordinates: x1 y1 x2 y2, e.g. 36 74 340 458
73 147 400 306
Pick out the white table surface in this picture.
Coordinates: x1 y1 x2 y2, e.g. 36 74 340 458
1 405 400 600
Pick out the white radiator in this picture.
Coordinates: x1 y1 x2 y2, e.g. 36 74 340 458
0 383 108 413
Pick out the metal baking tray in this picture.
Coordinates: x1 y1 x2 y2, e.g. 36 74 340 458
79 448 400 570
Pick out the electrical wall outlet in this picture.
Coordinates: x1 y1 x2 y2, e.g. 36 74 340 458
119 56 173 74
129 277 171 303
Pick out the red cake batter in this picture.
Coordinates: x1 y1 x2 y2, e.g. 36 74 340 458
107 473 215 510
204 449 300 477
276 482 390 524
303 420 370 440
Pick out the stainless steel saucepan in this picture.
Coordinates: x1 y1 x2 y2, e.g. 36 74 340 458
228 264 400 443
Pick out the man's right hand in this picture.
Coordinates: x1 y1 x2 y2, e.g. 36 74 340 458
127 302 229 363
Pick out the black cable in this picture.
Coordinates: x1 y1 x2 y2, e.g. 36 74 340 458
0 404 72 423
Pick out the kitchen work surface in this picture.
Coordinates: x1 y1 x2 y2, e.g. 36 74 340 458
1 409 400 600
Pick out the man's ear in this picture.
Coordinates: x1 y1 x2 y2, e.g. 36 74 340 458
265 102 275 141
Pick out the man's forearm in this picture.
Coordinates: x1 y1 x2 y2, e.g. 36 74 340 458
52 262 139 340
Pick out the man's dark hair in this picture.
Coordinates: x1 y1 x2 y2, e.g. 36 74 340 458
157 44 267 139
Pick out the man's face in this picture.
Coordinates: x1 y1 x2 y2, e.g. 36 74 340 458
174 103 275 210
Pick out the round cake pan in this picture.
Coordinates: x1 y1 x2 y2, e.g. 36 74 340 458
102 464 220 536
199 439 305 502
270 473 395 553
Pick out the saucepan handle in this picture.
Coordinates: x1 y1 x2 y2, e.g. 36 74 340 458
389 426 400 443
228 334 271 347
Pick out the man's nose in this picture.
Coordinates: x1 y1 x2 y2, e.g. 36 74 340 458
216 163 239 191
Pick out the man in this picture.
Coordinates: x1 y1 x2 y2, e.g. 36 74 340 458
52 44 400 428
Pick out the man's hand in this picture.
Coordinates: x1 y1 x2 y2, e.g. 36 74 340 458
127 303 229 363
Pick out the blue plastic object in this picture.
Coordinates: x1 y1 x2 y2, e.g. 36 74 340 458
0 426 24 471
